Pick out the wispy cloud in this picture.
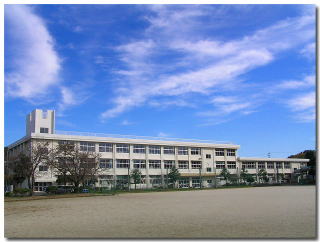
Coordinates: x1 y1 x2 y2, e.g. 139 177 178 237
157 132 170 137
101 6 314 123
5 5 61 100
287 92 315 122
121 120 133 126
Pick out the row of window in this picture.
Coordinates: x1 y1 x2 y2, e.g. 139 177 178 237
242 162 291 169
98 176 212 188
99 159 236 170
73 141 236 156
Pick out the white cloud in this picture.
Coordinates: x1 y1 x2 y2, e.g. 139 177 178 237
101 6 314 122
275 75 315 90
287 91 315 122
287 91 315 111
157 132 170 137
57 86 89 115
121 120 133 126
5 5 61 100
300 42 315 59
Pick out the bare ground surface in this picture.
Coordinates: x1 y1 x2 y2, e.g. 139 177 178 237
4 186 316 238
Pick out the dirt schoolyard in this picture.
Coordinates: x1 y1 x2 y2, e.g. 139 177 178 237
4 186 316 238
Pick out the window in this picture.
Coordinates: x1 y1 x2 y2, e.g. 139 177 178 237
116 159 130 168
215 148 225 156
267 162 274 169
39 165 48 171
258 162 265 169
190 148 201 155
80 142 95 152
34 182 52 192
164 160 174 169
42 110 48 119
116 144 129 153
206 154 212 159
58 140 75 147
179 178 189 188
216 161 225 169
242 162 255 169
207 180 212 184
178 147 188 155
99 159 113 169
206 167 212 172
40 127 49 133
192 178 201 188
163 146 175 155
149 160 161 169
149 146 161 154
99 175 114 186
133 160 146 169
284 162 291 169
191 161 202 169
99 143 113 152
227 162 236 169
133 145 146 154
227 149 236 156
150 175 162 185
276 162 283 169
80 158 96 168
178 160 189 169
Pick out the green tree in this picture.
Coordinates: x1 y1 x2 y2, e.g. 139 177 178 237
240 167 248 183
220 168 231 184
257 169 268 183
246 175 255 185
168 166 181 188
289 150 316 181
130 169 142 190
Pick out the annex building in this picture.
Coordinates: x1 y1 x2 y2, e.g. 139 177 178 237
6 109 309 192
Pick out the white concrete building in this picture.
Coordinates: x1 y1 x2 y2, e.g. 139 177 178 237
6 109 309 191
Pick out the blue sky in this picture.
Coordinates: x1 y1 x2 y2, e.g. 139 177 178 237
4 4 316 157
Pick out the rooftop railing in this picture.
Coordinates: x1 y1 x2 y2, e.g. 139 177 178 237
54 130 235 145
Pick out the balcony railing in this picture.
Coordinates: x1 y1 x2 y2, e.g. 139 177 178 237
54 130 234 145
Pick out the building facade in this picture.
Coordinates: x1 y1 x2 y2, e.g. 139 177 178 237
6 109 309 191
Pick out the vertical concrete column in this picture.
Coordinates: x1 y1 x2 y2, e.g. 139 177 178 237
189 176 193 188
112 144 116 186
213 148 217 185
160 146 164 186
188 147 191 172
256 161 260 182
146 145 150 189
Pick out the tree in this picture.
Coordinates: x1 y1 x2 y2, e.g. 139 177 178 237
240 167 249 183
12 153 32 186
220 168 231 184
246 174 255 185
168 166 181 188
289 150 316 180
9 142 51 195
48 143 101 192
257 169 268 183
130 169 142 190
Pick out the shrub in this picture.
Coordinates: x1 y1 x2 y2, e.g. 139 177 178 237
46 186 58 194
5 192 12 197
13 188 30 196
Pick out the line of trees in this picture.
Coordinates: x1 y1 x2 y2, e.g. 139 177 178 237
219 167 269 185
6 142 105 195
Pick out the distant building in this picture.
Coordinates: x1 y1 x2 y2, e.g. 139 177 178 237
6 109 309 192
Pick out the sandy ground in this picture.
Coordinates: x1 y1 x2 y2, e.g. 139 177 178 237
4 186 316 238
